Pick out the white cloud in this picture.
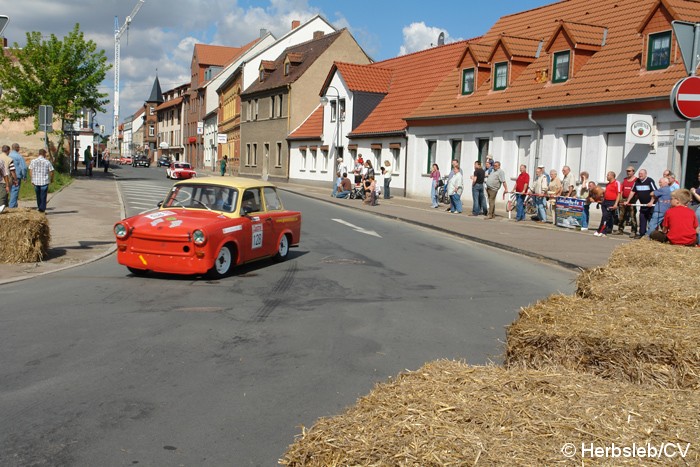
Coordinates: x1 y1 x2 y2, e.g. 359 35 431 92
398 22 458 56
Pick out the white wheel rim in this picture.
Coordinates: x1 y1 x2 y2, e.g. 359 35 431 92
278 236 289 257
215 247 232 274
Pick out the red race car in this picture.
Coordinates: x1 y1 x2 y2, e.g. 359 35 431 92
114 177 302 278
166 162 197 179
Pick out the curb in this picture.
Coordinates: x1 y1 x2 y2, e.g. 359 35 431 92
278 187 584 272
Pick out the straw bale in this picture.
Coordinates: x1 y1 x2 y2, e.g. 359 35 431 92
0 208 50 263
605 240 700 270
506 294 700 389
281 360 700 466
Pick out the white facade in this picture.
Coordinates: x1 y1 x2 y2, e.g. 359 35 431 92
203 112 218 170
406 109 684 201
289 72 408 194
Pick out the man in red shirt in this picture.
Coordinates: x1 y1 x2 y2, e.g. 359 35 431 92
615 166 638 237
514 164 530 221
594 171 621 237
651 189 699 246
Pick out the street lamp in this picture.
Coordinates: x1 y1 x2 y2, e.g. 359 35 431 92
321 85 342 191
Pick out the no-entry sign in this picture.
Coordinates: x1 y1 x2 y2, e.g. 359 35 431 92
672 76 700 120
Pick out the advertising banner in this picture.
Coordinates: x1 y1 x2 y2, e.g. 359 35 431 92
555 197 585 229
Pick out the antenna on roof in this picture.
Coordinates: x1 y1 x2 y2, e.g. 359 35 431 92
437 32 445 46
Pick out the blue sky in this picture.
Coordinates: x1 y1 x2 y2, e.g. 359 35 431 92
1 0 553 131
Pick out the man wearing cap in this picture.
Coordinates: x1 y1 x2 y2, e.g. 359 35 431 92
485 160 508 219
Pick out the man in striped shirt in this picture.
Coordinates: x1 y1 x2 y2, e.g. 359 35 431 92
28 149 54 213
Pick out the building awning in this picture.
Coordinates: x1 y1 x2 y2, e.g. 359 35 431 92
188 136 197 143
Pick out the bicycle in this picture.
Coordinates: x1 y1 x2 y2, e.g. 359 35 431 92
507 191 537 217
436 176 450 205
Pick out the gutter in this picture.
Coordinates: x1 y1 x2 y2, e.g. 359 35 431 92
527 109 543 168
404 96 671 122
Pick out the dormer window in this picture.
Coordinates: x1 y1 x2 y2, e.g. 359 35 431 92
462 68 475 95
284 62 290 76
648 31 671 70
259 69 265 82
553 51 570 83
494 62 508 91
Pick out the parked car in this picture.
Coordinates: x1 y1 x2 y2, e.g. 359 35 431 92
114 177 302 278
132 154 150 167
166 162 197 179
119 155 133 165
157 156 171 167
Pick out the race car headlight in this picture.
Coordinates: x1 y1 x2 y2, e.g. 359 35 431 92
192 229 206 246
114 223 129 239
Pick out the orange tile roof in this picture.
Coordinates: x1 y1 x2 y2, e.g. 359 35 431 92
344 41 472 137
260 60 276 71
288 105 324 140
410 0 700 121
194 43 242 67
493 35 543 60
156 96 183 111
562 21 607 48
334 62 393 94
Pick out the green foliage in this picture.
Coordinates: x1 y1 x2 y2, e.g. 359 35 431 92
19 171 73 201
0 24 111 171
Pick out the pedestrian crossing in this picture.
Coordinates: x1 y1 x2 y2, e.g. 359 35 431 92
118 181 171 216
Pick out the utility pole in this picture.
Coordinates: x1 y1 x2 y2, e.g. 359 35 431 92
113 0 145 153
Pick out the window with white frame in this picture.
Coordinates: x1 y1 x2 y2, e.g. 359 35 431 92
321 150 329 171
245 144 251 166
276 142 282 167
391 148 400 172
252 143 258 166
300 149 307 170
149 125 155 137
330 100 337 122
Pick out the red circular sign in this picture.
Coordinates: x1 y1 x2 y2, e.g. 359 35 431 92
674 76 700 119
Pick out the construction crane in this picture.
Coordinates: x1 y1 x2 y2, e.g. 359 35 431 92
112 0 145 149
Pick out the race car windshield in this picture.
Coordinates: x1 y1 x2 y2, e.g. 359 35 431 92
163 184 239 213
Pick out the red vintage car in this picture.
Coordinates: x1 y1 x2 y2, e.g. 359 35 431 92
166 162 197 179
114 177 302 278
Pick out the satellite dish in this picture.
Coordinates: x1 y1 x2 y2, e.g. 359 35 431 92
438 32 445 46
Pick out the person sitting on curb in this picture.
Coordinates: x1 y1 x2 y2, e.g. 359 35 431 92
334 173 353 198
363 176 376 206
647 177 672 237
650 189 699 246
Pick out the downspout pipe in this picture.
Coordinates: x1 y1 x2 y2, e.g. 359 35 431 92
528 109 543 169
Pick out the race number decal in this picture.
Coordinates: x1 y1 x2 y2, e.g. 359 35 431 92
251 224 263 249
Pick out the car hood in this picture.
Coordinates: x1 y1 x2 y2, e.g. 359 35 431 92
124 209 235 237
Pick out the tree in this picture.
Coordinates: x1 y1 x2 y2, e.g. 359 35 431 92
0 24 111 169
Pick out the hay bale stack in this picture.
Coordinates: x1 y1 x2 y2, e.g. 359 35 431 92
576 240 700 306
0 208 50 263
505 294 700 388
281 360 700 466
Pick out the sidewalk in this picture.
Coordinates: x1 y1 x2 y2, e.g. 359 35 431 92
0 170 123 285
0 170 629 285
273 180 630 271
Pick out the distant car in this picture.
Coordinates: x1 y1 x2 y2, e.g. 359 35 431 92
167 162 197 180
133 154 150 167
120 156 133 165
157 156 171 167
113 177 302 278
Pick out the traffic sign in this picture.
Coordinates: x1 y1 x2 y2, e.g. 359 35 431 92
672 76 700 120
672 21 700 76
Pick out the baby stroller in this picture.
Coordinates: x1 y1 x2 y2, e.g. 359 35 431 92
349 183 365 200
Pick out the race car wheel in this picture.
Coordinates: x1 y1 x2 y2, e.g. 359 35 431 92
273 234 289 262
208 244 234 278
127 266 148 276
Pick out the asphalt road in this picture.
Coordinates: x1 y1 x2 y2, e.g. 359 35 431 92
0 165 575 466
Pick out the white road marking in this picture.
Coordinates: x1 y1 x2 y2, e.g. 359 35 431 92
332 218 382 238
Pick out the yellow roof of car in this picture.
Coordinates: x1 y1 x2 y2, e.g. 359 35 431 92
174 176 277 190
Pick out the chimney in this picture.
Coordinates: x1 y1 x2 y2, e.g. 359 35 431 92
291 20 300 30
313 31 324 40
260 28 267 38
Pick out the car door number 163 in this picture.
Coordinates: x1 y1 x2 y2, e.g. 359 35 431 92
251 224 263 249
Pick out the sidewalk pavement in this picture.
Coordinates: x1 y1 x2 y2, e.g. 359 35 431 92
0 170 123 285
0 170 630 285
